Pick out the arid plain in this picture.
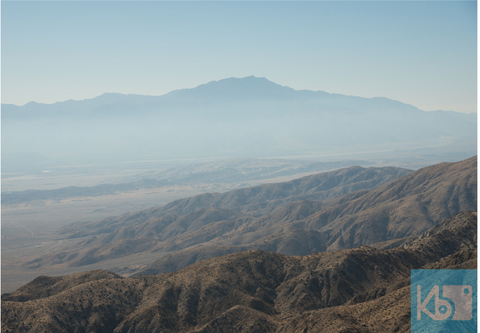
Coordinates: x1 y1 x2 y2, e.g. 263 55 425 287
2 158 357 292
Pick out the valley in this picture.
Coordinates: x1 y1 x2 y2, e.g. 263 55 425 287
2 158 367 292
2 156 476 296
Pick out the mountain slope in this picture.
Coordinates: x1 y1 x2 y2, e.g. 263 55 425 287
20 157 476 274
2 211 476 333
61 165 411 238
304 155 477 250
132 156 476 276
23 165 410 269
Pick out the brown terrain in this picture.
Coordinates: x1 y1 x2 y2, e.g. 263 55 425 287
2 210 477 332
17 157 473 279
1 159 377 292
1 156 476 332
12 164 413 273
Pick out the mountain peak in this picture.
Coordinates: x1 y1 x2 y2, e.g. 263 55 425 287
206 76 290 90
166 76 296 101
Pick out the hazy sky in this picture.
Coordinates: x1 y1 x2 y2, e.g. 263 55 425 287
2 1 477 113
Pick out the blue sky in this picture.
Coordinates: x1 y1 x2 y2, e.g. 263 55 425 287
1 1 477 113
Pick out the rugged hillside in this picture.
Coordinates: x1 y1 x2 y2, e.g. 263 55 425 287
2 211 476 333
21 157 475 274
61 165 410 238
158 165 410 217
298 155 477 250
133 156 477 275
1 270 122 302
22 165 410 269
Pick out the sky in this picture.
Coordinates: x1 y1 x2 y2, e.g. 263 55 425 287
1 1 477 113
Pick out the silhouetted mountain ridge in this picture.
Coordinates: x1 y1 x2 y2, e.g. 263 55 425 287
2 77 476 171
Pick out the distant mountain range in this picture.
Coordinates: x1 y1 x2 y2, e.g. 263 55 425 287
2 210 476 332
2 76 476 172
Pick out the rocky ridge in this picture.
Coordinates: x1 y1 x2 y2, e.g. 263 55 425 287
2 211 477 333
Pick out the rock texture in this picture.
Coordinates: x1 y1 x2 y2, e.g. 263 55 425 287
2 211 477 333
24 165 413 269
20 158 476 276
